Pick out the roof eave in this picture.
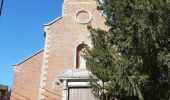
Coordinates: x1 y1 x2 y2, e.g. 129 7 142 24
13 49 44 66
43 16 62 26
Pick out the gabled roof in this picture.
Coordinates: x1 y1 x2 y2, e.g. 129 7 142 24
13 49 44 66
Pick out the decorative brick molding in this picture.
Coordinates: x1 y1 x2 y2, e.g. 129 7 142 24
13 65 20 73
38 26 51 100
73 39 92 69
63 2 67 16
74 9 93 24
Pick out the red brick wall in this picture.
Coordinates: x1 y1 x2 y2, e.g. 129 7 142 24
11 1 107 100
11 50 44 100
41 1 106 100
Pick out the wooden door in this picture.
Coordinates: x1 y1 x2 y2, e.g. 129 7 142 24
69 87 98 100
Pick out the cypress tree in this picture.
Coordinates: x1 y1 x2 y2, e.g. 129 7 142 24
84 0 170 99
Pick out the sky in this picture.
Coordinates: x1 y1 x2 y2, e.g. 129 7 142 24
0 0 63 88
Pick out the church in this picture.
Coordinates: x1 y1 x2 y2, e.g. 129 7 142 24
10 0 106 100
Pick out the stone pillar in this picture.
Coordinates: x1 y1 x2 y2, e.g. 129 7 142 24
62 80 68 100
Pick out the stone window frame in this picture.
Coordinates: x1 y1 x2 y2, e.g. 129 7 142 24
74 9 93 24
73 41 91 69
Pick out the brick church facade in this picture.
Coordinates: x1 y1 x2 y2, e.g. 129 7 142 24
11 0 106 100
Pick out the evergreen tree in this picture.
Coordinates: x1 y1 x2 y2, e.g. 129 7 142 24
84 0 170 99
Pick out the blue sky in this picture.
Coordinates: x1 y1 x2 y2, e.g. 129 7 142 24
0 0 63 88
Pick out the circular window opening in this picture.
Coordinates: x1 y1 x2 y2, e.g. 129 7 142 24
75 10 92 24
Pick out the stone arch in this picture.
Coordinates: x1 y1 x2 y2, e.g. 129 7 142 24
73 41 91 69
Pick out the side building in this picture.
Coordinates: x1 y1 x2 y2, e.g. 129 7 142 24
11 0 106 100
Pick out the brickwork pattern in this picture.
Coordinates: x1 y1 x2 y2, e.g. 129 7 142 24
39 1 106 100
38 27 51 100
10 50 44 100
11 0 106 100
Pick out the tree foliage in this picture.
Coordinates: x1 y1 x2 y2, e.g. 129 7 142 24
84 0 170 99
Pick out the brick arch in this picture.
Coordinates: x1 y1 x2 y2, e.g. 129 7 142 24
73 41 91 69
